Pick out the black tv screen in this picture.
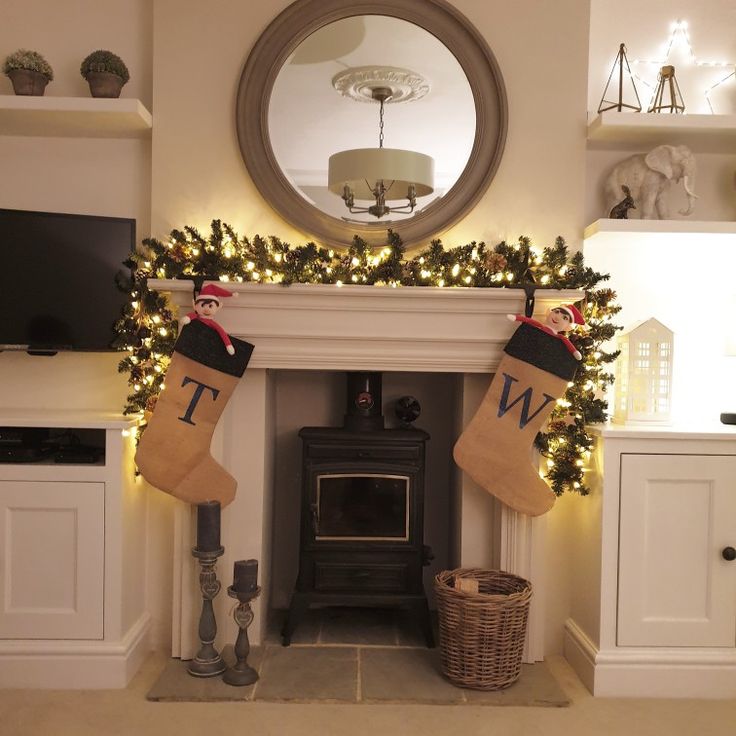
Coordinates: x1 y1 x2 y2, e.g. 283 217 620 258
0 208 135 352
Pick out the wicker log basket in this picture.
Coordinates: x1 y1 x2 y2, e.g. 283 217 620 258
433 568 532 690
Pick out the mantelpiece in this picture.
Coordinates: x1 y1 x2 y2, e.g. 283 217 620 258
147 280 584 662
150 281 584 372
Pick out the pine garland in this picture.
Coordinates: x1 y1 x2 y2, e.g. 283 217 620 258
114 221 621 496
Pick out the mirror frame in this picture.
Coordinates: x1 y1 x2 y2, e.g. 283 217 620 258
236 0 507 250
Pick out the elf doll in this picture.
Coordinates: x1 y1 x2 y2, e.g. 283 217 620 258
507 304 585 360
181 283 236 355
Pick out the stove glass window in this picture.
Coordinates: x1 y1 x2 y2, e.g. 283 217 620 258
315 473 409 540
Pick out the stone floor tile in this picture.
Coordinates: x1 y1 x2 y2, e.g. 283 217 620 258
254 645 357 702
267 607 322 645
359 647 464 704
461 661 570 707
319 607 399 646
146 646 263 701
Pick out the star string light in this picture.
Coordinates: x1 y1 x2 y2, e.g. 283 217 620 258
630 19 736 114
114 222 621 497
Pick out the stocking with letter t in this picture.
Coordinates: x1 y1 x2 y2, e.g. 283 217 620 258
453 316 581 517
135 318 254 507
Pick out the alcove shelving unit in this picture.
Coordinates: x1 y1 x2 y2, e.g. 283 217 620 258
567 108 736 699
0 95 152 138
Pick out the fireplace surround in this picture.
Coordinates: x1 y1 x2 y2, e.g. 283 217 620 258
151 281 584 662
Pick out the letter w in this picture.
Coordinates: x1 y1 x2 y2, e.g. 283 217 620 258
497 373 555 430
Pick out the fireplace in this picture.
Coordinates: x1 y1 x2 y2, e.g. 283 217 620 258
153 280 584 661
281 373 434 646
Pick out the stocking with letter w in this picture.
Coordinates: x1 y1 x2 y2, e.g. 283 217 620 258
453 321 579 516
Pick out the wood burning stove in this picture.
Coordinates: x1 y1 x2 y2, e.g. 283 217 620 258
281 373 434 646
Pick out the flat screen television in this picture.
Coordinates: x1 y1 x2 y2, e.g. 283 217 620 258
0 208 135 353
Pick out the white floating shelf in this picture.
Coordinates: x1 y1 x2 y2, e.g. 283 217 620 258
0 95 152 138
584 217 736 245
587 111 736 148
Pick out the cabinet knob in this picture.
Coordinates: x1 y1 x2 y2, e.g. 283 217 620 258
722 546 736 561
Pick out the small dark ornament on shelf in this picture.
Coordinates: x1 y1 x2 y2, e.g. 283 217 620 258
395 395 421 427
598 43 642 113
609 185 636 219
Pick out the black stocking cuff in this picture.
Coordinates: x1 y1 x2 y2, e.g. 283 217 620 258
174 320 253 377
504 322 579 380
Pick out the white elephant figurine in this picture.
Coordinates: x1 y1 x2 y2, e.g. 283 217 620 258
604 144 697 220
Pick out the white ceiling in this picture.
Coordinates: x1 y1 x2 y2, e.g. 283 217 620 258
268 15 475 224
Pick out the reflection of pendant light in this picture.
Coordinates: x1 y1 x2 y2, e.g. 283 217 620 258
328 81 434 219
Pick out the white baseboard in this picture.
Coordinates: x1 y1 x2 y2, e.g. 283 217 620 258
564 618 736 699
0 612 151 689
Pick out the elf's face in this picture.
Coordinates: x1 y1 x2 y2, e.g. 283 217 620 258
194 298 221 318
545 307 572 334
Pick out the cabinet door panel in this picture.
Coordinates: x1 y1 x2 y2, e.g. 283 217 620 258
0 480 104 640
618 455 736 647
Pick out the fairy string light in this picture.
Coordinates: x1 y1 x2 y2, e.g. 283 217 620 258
114 222 621 496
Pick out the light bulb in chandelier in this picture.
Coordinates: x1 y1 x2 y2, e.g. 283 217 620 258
328 81 434 219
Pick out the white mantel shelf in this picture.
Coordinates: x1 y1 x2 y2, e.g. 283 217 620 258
149 281 584 373
0 95 152 138
587 111 736 148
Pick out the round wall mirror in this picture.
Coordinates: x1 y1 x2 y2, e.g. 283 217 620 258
236 0 507 250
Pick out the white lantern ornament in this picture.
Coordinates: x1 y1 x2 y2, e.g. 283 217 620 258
613 317 674 425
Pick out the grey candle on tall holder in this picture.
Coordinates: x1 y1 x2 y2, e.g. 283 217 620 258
233 559 258 594
196 501 221 552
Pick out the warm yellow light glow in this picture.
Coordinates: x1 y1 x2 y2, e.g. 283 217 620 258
452 263 460 277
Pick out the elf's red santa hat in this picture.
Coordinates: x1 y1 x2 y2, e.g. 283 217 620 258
194 283 235 303
558 303 585 326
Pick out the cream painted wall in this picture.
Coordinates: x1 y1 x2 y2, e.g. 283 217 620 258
0 0 153 413
150 0 590 251
150 0 590 656
1 0 591 656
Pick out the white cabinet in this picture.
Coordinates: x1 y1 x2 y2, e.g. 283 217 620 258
618 454 736 649
0 411 150 688
564 425 736 699
0 480 104 640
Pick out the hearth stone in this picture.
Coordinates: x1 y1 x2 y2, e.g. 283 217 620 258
282 425 434 647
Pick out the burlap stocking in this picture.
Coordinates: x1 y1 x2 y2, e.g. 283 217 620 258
453 321 579 516
135 319 253 507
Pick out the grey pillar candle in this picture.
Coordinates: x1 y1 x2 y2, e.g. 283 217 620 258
196 501 221 552
233 559 258 593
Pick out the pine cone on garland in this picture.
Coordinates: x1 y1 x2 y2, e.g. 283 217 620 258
484 252 507 272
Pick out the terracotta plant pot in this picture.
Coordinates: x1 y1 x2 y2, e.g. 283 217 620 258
86 71 124 98
7 69 49 96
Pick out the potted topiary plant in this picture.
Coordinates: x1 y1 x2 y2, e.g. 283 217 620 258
80 49 130 98
3 48 54 95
